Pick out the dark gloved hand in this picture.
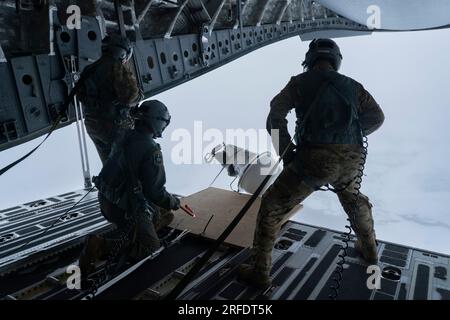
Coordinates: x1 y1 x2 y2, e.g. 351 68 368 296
282 144 297 166
171 196 181 211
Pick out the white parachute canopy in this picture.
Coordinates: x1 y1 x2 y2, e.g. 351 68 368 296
317 0 450 30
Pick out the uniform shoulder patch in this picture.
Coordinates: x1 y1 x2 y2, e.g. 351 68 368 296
153 150 163 165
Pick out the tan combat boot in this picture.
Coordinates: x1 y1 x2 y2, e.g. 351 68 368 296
238 264 272 289
354 232 378 264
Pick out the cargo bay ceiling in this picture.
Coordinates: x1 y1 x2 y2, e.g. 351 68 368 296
0 0 449 152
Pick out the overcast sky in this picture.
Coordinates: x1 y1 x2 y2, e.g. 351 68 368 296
1 28 449 255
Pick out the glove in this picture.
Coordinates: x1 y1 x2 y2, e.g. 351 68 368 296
171 196 181 211
282 144 297 166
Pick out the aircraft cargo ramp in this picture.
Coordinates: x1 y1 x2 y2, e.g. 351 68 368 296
1 187 449 300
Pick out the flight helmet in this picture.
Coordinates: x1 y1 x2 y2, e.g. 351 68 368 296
102 34 133 64
302 38 343 71
135 100 171 138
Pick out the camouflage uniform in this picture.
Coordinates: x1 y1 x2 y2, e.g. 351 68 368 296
245 67 384 282
77 54 142 163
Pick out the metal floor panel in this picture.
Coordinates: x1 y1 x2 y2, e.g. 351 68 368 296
174 222 450 300
0 189 109 275
1 190 449 300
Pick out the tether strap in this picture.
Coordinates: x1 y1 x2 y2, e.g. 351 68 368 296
0 116 60 176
